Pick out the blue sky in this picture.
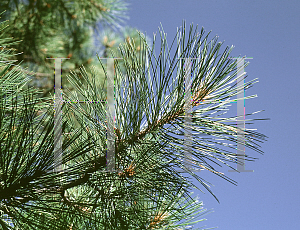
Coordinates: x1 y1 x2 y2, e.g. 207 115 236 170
120 1 300 229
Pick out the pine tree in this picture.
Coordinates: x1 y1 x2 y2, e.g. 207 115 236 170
0 5 268 230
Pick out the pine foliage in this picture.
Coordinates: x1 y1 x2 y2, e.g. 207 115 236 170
0 3 268 229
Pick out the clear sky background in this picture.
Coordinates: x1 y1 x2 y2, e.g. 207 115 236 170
116 0 300 229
